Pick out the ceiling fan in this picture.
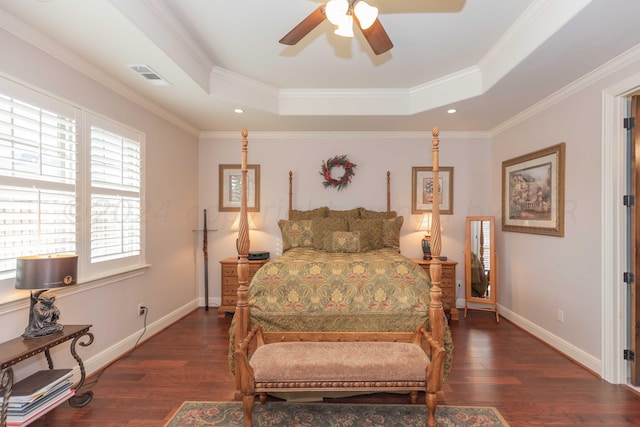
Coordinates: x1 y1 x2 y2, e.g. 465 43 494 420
279 0 393 55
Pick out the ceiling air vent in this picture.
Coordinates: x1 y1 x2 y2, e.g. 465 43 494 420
127 64 171 86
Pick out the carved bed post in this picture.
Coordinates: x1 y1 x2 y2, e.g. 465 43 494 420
234 129 250 396
428 128 444 346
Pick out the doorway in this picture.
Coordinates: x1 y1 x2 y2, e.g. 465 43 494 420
631 95 640 386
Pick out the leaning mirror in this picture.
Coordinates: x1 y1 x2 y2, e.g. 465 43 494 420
464 216 499 322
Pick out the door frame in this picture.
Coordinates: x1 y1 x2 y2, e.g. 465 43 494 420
603 72 640 385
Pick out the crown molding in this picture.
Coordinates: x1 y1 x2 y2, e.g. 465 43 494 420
0 8 199 136
111 0 213 92
479 0 593 91
210 67 279 113
490 42 640 137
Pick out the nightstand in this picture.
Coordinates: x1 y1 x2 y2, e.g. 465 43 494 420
218 257 269 316
412 259 458 321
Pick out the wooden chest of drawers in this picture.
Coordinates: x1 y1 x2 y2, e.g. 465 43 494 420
218 257 269 316
412 259 458 321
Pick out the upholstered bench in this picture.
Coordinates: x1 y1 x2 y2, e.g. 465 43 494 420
234 324 446 427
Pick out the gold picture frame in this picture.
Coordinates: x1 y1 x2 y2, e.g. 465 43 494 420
411 166 454 214
502 143 565 236
218 164 260 212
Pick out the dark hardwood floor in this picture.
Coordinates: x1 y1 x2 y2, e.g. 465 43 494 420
31 308 640 426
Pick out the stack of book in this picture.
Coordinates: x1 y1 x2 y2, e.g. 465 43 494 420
1 369 75 426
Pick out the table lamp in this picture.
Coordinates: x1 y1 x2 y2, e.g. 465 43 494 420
231 213 257 256
417 213 432 260
15 254 78 339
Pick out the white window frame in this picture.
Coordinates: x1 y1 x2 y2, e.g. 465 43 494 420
80 113 145 282
0 76 146 304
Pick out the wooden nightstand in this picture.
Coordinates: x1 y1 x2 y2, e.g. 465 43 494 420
412 259 458 321
218 257 269 316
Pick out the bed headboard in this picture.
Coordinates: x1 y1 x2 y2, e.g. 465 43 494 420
288 170 392 213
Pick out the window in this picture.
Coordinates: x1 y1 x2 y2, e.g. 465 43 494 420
482 220 491 273
0 77 145 295
87 116 143 270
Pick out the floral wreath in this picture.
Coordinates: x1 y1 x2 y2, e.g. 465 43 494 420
320 155 357 191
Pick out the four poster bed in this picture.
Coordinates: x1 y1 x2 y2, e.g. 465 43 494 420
230 128 451 426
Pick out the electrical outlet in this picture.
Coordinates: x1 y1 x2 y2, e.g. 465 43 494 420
137 303 146 316
557 309 564 322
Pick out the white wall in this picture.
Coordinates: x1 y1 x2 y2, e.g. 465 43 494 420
199 131 492 308
491 44 640 378
0 28 200 381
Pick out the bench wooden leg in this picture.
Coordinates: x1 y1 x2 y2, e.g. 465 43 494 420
242 394 255 427
426 391 437 427
259 392 267 404
410 390 418 404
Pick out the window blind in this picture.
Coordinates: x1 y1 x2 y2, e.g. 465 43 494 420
89 123 142 265
0 77 145 287
0 94 77 280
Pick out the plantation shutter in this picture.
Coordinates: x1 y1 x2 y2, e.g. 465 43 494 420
90 123 142 264
0 92 78 279
482 220 491 272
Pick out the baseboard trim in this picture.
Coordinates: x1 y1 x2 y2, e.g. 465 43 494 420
69 300 198 384
498 305 602 377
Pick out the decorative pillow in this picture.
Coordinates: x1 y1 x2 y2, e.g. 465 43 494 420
327 208 361 219
382 216 404 251
359 208 397 219
312 217 348 251
331 231 361 253
278 220 314 252
289 206 329 220
348 218 383 252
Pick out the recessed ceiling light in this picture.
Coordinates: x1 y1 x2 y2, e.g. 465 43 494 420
234 108 244 114
447 109 457 114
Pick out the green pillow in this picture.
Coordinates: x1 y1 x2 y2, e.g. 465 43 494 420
312 217 348 251
348 218 383 251
382 216 404 251
331 231 361 253
289 206 329 220
359 208 397 219
278 220 313 252
327 208 361 219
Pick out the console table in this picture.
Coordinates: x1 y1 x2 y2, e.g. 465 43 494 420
0 324 94 427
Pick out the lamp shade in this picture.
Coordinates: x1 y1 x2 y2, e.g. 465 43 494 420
354 1 378 30
230 213 257 231
15 254 78 290
325 0 349 25
334 13 354 37
417 213 432 236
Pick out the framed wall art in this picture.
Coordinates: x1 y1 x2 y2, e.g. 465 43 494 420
411 166 454 214
502 143 565 236
218 164 260 212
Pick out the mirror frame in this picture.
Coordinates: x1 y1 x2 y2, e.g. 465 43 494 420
464 216 499 322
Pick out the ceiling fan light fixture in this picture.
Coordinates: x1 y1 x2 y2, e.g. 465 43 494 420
334 13 354 38
353 1 377 30
325 0 349 25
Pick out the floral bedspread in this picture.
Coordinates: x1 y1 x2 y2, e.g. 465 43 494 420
228 248 453 379
250 247 430 316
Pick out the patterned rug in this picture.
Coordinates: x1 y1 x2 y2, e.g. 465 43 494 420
165 401 510 427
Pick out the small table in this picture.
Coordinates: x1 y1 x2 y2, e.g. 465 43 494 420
412 259 458 321
1 325 94 426
219 257 270 316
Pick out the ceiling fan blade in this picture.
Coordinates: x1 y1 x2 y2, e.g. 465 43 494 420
358 18 393 55
279 5 326 45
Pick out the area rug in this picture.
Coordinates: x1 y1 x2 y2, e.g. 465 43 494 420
165 401 510 427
